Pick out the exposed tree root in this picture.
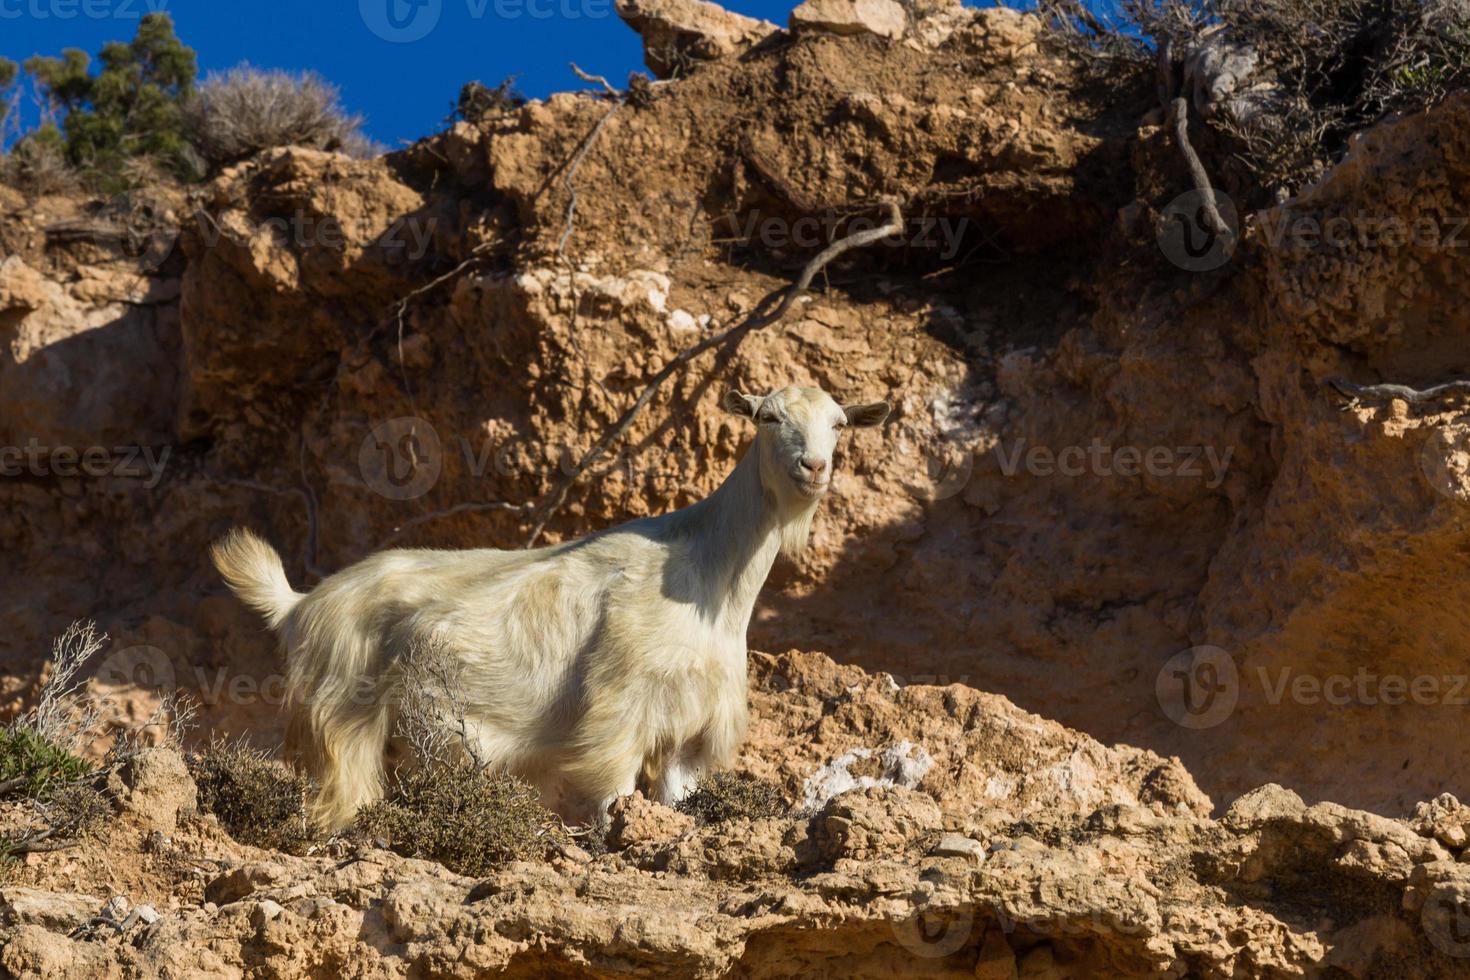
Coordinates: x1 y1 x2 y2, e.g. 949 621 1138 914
523 198 906 547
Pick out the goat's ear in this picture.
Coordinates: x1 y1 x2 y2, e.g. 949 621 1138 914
723 390 762 421
843 401 891 428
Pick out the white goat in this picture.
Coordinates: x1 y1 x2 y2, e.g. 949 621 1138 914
212 385 889 830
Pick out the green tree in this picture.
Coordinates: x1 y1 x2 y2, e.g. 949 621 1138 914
24 13 198 185
0 58 17 133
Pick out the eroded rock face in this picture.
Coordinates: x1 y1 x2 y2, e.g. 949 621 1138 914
3 12 1470 976
4 653 1470 976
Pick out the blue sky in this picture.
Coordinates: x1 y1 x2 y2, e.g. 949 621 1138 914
0 0 1079 148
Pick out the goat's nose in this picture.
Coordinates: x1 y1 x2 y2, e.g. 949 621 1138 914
799 456 828 477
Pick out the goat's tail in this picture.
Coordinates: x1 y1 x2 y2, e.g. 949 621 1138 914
210 527 303 630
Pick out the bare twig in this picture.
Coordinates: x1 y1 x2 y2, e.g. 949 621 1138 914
397 639 490 768
389 237 502 411
524 198 905 547
570 63 620 98
223 439 326 583
556 104 620 257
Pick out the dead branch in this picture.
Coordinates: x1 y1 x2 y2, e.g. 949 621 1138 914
222 437 325 582
1169 97 1231 238
570 63 620 99
523 197 905 547
1326 376 1470 406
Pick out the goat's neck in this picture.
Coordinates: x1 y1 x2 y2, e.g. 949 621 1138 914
685 444 812 633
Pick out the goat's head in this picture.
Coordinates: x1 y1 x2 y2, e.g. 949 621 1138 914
723 385 890 506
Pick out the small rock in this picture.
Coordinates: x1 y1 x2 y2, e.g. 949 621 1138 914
0 888 103 933
134 904 160 926
102 895 131 921
250 899 284 929
931 833 986 863
555 840 594 863
607 793 696 851
790 0 907 39
616 0 777 79
105 747 198 835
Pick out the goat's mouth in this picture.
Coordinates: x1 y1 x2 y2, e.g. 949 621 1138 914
792 475 831 498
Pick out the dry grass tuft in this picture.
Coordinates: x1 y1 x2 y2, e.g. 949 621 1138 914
675 771 789 824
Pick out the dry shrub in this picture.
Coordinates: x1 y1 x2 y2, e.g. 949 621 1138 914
355 761 565 876
183 65 378 168
1032 0 1470 194
449 78 524 125
190 739 315 854
675 771 789 824
0 137 81 197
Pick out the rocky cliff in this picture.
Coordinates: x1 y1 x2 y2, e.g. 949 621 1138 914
5 0 1470 975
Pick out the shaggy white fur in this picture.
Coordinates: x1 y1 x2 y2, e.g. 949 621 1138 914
212 385 889 830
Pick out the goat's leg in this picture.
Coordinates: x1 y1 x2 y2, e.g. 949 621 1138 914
651 744 703 806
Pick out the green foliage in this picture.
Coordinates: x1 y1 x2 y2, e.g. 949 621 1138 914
0 58 16 89
675 771 789 824
0 726 92 801
23 13 198 188
356 760 565 876
190 740 316 854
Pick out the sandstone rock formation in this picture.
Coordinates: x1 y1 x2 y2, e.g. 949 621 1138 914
5 652 1469 977
6 0 1470 973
